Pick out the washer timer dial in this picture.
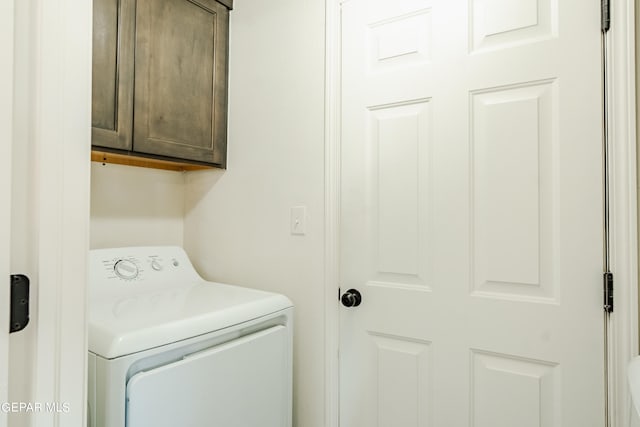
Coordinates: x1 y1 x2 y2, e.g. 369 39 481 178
113 259 139 280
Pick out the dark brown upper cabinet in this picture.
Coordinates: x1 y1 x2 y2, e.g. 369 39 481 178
91 0 232 170
92 0 134 151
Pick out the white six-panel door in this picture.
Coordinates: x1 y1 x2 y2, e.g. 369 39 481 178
339 1 604 426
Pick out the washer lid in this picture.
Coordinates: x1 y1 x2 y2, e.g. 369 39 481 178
88 280 292 359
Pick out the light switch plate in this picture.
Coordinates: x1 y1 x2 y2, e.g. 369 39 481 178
290 206 306 235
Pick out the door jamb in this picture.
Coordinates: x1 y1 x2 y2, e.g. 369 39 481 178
27 0 92 425
0 1 15 426
609 0 638 425
324 0 342 426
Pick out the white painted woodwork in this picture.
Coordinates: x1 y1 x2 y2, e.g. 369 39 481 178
0 1 15 426
471 82 556 300
9 2 37 424
470 0 556 52
324 1 342 425
19 0 92 426
609 0 638 424
471 350 557 427
340 1 604 426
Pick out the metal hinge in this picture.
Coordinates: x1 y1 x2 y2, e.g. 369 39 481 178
602 0 610 32
603 272 613 313
10 274 30 333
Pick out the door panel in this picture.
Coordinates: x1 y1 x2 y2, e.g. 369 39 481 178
471 81 556 301
92 0 135 150
339 1 604 426
133 0 229 166
91 0 119 131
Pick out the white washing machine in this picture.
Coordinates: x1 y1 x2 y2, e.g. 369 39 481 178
87 246 293 427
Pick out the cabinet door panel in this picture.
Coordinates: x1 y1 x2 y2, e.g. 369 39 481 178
91 0 134 150
134 0 229 167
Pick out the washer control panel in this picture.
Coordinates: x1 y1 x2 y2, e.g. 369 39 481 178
90 246 197 287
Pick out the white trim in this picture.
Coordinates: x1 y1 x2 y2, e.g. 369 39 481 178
610 0 638 425
29 0 92 425
0 1 15 426
324 0 341 426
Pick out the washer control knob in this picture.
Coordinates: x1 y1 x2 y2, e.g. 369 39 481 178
114 259 139 280
150 259 163 271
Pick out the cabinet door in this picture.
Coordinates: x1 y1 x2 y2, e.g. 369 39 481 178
133 0 229 167
91 0 135 150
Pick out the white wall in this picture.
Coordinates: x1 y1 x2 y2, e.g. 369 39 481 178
183 1 327 426
90 163 185 249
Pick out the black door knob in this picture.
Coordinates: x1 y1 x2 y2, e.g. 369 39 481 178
341 288 362 308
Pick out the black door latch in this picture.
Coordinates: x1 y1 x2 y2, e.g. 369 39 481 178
10 274 29 333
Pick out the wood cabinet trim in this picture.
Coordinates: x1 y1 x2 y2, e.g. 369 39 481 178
91 150 213 171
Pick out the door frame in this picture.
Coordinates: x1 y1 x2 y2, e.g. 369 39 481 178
607 0 639 425
322 0 638 426
30 0 92 423
323 0 341 425
0 0 16 426
9 0 92 425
